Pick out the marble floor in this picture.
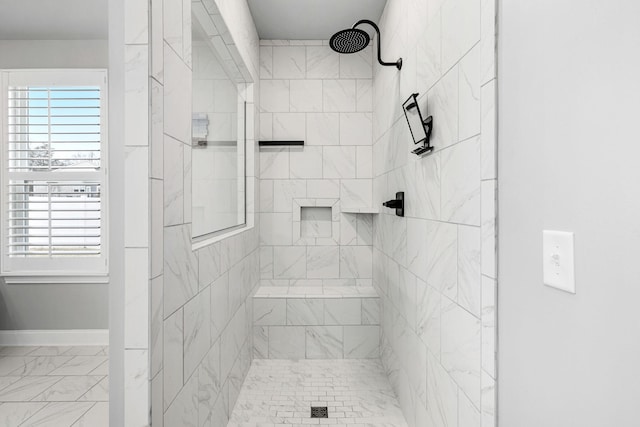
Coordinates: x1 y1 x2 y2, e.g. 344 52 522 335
229 359 408 427
0 346 108 427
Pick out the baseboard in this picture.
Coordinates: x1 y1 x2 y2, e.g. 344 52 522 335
0 329 109 346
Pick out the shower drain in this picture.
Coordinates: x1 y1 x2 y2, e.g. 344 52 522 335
310 406 328 418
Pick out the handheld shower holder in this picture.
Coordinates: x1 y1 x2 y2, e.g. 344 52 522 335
403 93 435 157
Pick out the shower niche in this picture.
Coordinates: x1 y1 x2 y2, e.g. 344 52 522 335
292 199 340 245
300 207 332 238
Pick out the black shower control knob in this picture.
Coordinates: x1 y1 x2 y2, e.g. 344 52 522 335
382 192 404 217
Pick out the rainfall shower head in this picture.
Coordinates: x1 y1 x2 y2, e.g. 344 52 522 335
329 28 370 54
329 19 402 70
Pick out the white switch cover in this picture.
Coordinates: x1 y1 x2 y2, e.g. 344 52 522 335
543 230 575 293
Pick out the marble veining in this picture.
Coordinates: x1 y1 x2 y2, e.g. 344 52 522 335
198 340 222 425
184 288 212 380
164 372 198 427
273 246 307 279
164 224 199 316
339 246 373 279
324 298 361 325
0 346 109 426
306 326 343 359
459 46 482 141
323 79 357 112
306 46 339 79
253 299 286 326
286 299 324 325
272 46 305 79
441 300 482 407
23 402 96 426
32 376 103 402
425 221 458 299
0 402 47 426
426 351 458 427
344 325 380 358
306 246 340 278
440 136 481 226
163 307 184 409
458 225 482 318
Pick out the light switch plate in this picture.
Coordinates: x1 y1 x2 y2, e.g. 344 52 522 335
543 230 575 294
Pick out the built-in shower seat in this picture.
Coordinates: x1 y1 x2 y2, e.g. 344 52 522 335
252 286 380 360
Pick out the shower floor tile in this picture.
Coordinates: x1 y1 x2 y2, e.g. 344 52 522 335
0 346 108 427
229 359 408 427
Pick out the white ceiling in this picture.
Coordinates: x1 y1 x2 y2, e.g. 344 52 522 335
0 0 108 40
247 0 387 40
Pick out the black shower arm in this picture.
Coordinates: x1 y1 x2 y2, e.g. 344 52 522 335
352 19 401 68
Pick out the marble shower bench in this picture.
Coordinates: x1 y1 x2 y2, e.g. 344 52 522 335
252 286 380 360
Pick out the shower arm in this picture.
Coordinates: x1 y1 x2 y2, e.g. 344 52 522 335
352 19 402 69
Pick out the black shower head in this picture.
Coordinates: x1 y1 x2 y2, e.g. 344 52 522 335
329 28 370 54
328 19 402 70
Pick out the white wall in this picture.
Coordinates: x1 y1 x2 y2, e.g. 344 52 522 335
0 40 108 68
373 0 498 426
498 1 640 426
0 283 108 330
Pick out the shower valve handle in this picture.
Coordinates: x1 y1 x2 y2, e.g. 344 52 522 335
382 199 402 209
383 192 404 217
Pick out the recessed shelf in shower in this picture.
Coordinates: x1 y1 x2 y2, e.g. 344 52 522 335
301 207 332 238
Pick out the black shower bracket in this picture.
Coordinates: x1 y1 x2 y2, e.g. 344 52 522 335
352 19 403 70
383 192 404 217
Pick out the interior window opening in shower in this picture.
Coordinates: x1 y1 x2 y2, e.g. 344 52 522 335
191 19 246 239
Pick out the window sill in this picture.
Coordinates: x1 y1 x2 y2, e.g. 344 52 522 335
2 274 109 285
192 223 254 252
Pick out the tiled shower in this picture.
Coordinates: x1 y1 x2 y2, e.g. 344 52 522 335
118 0 497 425
2 0 637 425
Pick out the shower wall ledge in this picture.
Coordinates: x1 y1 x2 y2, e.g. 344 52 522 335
341 207 380 214
254 285 378 299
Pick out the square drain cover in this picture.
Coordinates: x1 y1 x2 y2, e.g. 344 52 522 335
310 406 328 418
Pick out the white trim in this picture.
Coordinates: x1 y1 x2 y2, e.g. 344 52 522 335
0 68 109 277
191 223 254 251
2 274 109 284
0 329 109 346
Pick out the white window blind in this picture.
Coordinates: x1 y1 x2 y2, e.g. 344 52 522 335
1 70 108 277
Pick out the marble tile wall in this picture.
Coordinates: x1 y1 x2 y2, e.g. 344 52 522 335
372 0 498 426
148 0 260 426
258 40 375 290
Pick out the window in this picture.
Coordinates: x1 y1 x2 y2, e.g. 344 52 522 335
0 70 108 279
191 15 247 240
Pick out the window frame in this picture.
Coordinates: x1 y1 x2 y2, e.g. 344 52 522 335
0 69 109 282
